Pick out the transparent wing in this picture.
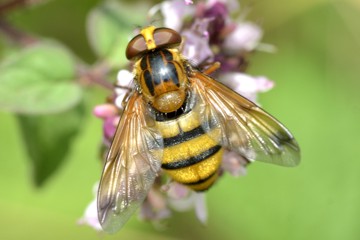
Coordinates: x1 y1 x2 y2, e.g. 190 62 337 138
190 71 300 167
97 92 163 233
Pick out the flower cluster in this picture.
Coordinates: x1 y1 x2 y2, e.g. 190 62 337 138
79 0 274 231
149 0 274 102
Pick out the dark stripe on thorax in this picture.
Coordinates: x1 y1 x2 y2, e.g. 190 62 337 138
162 145 222 170
160 49 173 61
163 126 205 147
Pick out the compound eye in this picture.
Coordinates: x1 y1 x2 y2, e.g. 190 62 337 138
126 34 147 60
153 28 182 48
126 27 182 60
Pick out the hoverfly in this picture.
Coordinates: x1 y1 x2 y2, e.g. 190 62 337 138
97 26 300 233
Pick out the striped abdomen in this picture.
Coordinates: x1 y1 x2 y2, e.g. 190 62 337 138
156 109 223 191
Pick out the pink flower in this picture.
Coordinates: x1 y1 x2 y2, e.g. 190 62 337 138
93 104 119 142
149 0 195 31
206 0 239 12
220 72 274 102
222 22 263 53
78 183 102 231
201 0 229 44
102 116 119 141
140 188 172 221
115 69 133 108
116 69 133 88
222 151 250 177
181 19 214 65
167 182 208 224
93 104 118 119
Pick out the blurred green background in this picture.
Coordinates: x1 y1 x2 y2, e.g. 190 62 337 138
1 0 360 239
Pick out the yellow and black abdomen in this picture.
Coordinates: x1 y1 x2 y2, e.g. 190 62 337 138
156 109 223 191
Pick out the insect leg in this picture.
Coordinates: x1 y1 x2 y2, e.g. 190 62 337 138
203 62 221 75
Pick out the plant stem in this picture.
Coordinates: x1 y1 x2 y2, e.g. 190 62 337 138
77 64 114 91
0 18 37 45
0 0 30 15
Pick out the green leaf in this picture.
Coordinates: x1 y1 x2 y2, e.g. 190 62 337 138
17 103 85 186
0 41 82 114
86 0 147 67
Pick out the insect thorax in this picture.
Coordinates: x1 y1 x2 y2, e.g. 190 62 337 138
135 48 188 113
